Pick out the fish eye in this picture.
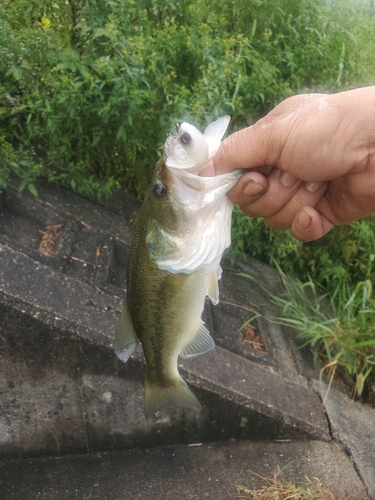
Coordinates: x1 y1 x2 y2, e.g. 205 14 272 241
153 180 167 198
180 132 192 145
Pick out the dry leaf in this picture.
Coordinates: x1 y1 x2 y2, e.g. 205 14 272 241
39 224 62 257
242 323 265 352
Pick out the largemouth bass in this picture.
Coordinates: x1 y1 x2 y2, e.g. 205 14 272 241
114 116 241 418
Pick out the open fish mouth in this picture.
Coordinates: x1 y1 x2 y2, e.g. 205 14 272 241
152 118 243 274
164 116 230 174
164 116 242 203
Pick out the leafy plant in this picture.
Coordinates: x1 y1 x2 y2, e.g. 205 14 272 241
230 209 375 298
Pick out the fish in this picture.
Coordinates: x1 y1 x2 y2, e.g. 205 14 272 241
114 116 241 418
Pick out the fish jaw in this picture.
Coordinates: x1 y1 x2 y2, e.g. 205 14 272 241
165 116 230 173
165 123 209 173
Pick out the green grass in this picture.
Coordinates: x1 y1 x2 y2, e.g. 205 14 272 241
229 214 375 399
230 210 375 297
238 262 375 398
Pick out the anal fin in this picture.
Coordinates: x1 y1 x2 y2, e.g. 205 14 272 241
207 265 222 305
180 321 215 359
114 302 139 363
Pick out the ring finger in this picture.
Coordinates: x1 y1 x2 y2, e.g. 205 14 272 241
264 181 328 230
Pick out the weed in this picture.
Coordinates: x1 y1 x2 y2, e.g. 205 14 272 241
230 210 375 298
233 467 339 499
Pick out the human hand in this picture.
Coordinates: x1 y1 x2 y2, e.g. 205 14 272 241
202 86 375 241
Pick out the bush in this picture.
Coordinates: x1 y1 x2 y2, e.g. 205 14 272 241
1 0 375 196
230 209 375 295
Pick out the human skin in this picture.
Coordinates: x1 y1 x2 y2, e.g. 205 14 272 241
201 86 375 241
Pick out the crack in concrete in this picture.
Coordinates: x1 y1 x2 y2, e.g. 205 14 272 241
310 380 372 499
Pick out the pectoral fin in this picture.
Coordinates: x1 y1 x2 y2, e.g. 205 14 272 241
146 220 180 261
180 321 215 359
114 303 139 363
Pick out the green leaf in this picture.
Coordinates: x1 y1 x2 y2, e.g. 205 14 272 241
116 125 126 141
92 28 107 39
365 280 372 300
28 184 38 197
352 339 375 348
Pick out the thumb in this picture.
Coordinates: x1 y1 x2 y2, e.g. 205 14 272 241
210 121 274 175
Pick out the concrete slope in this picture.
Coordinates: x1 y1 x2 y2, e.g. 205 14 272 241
0 181 374 498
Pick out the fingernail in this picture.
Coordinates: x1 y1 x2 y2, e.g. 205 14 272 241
297 209 312 230
306 181 324 193
243 180 266 197
280 172 298 188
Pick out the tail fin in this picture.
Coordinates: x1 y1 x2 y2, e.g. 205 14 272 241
144 376 202 419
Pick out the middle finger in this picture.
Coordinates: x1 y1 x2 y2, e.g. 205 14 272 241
238 168 302 219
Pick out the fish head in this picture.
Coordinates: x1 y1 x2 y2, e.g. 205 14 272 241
144 116 229 234
164 116 231 173
143 117 242 272
145 155 191 233
143 155 196 264
164 122 209 173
